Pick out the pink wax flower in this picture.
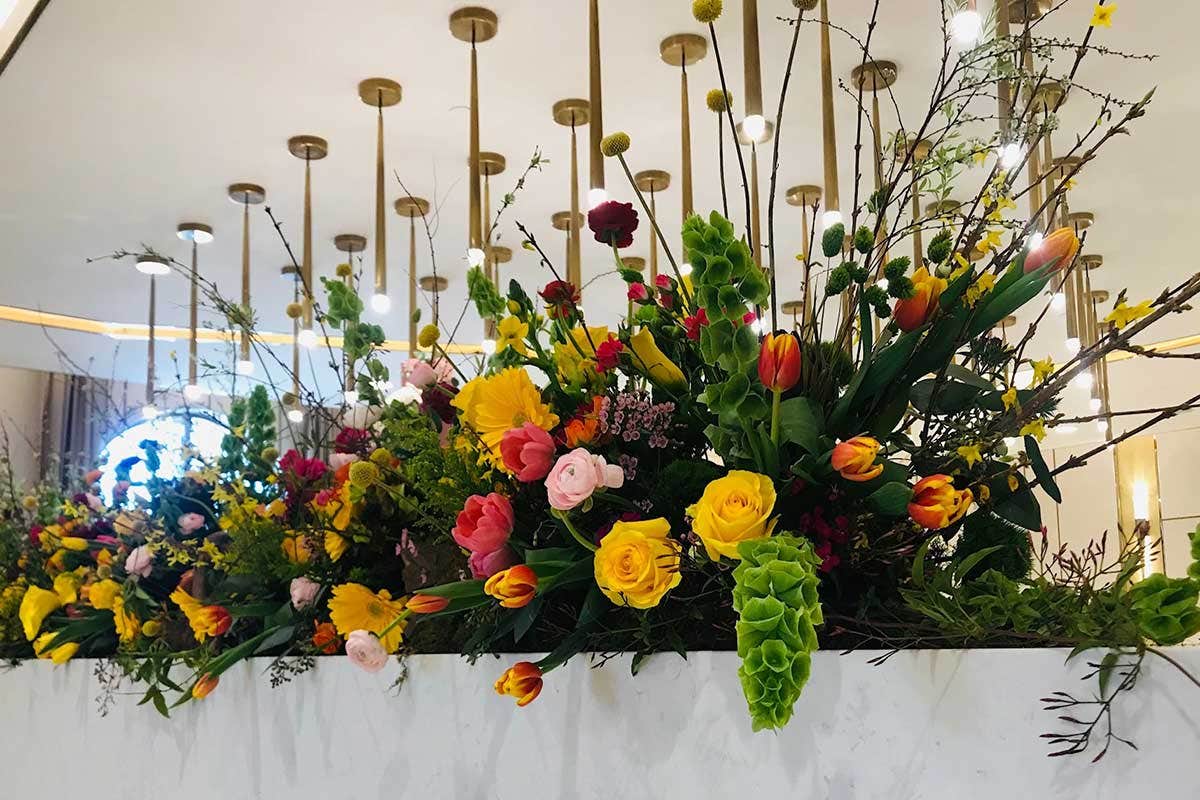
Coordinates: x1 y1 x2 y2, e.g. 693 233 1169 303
500 423 556 482
544 448 625 511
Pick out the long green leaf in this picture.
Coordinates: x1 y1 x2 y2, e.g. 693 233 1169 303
1025 435 1062 503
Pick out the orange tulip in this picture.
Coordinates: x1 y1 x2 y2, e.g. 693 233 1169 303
312 621 340 654
495 661 543 707
1024 227 1079 274
484 564 538 609
406 594 450 614
758 332 802 392
192 673 219 700
831 436 884 482
893 267 947 332
908 474 973 530
196 605 233 638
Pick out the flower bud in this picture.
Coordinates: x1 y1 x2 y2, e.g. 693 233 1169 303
495 661 544 707
757 332 801 393
484 564 538 609
831 436 884 482
1024 227 1080 274
822 223 845 258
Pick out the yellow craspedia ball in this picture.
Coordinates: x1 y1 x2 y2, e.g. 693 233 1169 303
706 88 732 113
285 302 303 319
600 131 630 158
348 461 380 488
369 447 393 466
693 0 723 24
260 446 279 463
335 262 352 278
418 323 440 348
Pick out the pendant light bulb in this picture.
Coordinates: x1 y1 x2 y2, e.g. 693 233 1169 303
467 248 486 268
235 359 255 376
141 403 159 421
1065 337 1081 355
950 9 982 46
1089 397 1103 413
742 114 768 143
370 293 392 314
1051 292 1066 314
588 187 608 209
286 408 305 424
480 338 498 356
998 142 1022 170
298 328 319 349
821 210 843 228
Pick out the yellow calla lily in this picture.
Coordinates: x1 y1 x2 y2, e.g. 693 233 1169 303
628 328 687 391
19 585 62 641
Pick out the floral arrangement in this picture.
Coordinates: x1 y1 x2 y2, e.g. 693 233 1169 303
2 0 1199 761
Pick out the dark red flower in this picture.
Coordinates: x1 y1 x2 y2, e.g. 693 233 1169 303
595 336 625 372
334 427 371 455
683 307 709 340
539 280 581 319
588 201 639 249
279 450 328 483
654 273 673 290
421 381 458 424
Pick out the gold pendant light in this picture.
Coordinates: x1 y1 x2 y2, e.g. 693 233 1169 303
395 195 431 356
176 222 213 404
634 170 671 282
659 34 706 221
357 78 403 316
587 0 605 208
227 183 265 378
552 99 590 291
287 135 329 349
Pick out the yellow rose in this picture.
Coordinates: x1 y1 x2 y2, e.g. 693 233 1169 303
87 579 122 610
594 518 682 609
687 470 778 560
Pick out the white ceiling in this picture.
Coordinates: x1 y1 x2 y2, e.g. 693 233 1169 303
0 0 1193 433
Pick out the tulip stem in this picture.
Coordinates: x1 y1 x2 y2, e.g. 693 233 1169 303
553 509 598 552
377 608 413 641
770 388 782 446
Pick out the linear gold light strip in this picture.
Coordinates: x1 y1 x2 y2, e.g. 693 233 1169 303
0 304 483 354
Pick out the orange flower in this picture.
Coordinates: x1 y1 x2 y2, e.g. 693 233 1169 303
495 661 543 707
564 396 604 448
169 586 233 642
192 673 219 700
908 474 973 530
484 565 538 609
1024 227 1079 274
831 436 884 482
894 267 947 331
758 331 802 392
312 621 340 654
406 594 450 614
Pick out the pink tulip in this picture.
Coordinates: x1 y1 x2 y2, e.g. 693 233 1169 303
500 423 556 482
451 493 514 554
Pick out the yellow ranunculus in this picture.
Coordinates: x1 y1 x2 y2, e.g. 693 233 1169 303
34 632 79 664
19 585 62 641
594 518 682 609
687 470 778 561
141 619 163 637
87 579 121 610
628 328 687 391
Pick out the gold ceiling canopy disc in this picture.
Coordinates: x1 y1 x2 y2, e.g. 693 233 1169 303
552 98 591 127
998 315 1018 329
334 234 368 253
634 170 671 193
287 135 329 161
850 60 898 92
478 151 507 176
1091 289 1111 303
1053 155 1085 179
394 196 431 217
905 137 934 162
418 275 450 292
551 211 583 231
781 300 806 316
786 185 822 207
621 256 646 272
449 7 499 42
490 245 512 264
280 265 300 279
659 33 708 67
1081 254 1104 270
227 183 265 205
357 77 403 107
792 0 819 9
926 199 962 217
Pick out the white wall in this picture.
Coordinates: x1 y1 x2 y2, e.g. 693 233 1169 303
0 650 1196 799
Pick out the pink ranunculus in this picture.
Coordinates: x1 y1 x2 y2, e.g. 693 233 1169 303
329 452 360 472
544 448 625 511
403 358 438 389
345 630 389 673
500 423 556 482
85 493 104 513
451 493 514 554
467 546 518 579
289 577 320 610
177 512 205 535
124 544 154 578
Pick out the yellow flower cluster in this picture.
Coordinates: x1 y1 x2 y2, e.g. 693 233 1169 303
453 367 559 466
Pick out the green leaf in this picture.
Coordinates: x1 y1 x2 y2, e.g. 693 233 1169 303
525 547 579 565
858 330 921 398
1024 435 1061 504
969 269 1051 337
912 540 931 588
945 363 996 390
778 396 824 453
992 473 1042 531
953 546 1003 583
254 624 296 654
865 482 913 516
1098 650 1119 699
513 594 545 643
868 390 909 438
151 690 170 718
409 579 487 600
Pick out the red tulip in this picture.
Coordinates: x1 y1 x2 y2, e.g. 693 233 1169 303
831 436 884 482
192 674 219 700
495 661 544 707
894 267 947 332
484 564 539 609
406 594 450 614
758 332 802 392
1024 227 1080 274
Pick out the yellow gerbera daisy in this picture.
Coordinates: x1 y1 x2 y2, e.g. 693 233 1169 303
452 367 559 465
327 583 407 653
